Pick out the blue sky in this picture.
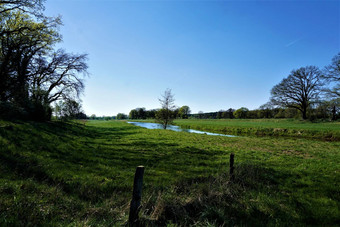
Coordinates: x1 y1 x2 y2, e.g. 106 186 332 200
44 0 340 116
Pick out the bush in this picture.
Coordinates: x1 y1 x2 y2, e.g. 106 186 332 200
0 101 52 121
0 102 29 120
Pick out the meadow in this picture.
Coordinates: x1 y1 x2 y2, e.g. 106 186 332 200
0 119 339 226
174 118 340 140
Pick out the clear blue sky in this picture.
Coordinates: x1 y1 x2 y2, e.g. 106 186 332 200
44 0 340 116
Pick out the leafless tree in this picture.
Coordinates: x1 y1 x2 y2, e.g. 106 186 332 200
29 49 88 105
323 53 340 97
0 0 45 16
270 66 324 119
156 89 176 129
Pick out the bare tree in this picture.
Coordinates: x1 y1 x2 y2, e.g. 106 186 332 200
0 0 45 16
156 89 176 129
323 52 340 97
29 49 88 105
270 66 324 119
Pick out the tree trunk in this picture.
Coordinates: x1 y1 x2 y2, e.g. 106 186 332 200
302 107 307 120
332 105 336 121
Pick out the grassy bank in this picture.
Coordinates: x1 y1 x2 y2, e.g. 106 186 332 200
0 120 339 225
174 119 340 140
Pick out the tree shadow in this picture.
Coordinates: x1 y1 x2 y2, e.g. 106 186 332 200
0 121 140 201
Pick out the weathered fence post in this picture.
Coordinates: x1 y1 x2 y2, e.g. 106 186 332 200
129 166 145 225
229 153 235 181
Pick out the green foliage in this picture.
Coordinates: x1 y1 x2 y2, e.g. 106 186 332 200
129 109 138 119
0 10 61 104
116 113 127 120
155 108 175 129
156 89 176 129
53 99 85 120
234 107 249 119
129 108 150 119
0 102 28 120
128 108 158 120
0 120 339 225
178 105 191 119
62 99 82 119
0 0 88 122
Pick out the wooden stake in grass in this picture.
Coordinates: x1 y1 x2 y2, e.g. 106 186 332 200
129 166 145 225
230 153 235 181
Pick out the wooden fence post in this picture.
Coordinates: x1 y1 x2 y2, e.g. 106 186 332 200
229 153 235 181
129 166 145 225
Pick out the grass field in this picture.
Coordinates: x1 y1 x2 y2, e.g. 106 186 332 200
0 119 339 226
174 118 340 140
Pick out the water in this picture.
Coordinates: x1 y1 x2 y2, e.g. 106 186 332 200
127 122 236 137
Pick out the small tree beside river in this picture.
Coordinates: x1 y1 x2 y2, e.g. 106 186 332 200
156 89 176 129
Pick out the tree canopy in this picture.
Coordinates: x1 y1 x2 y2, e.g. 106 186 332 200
234 107 249 119
178 105 191 119
270 66 323 119
324 52 340 98
0 0 45 17
0 0 88 120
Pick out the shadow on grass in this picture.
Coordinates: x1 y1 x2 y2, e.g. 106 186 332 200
1 120 225 207
0 121 139 201
1 121 337 226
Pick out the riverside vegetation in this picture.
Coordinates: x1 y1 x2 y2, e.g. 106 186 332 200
0 119 339 226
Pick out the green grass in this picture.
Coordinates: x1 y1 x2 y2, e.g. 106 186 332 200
174 118 340 140
0 119 339 226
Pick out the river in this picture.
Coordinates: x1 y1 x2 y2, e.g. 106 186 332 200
127 122 236 137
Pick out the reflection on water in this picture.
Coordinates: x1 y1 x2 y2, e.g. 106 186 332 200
127 122 236 137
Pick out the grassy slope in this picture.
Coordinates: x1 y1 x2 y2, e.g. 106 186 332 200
0 120 339 226
174 119 340 140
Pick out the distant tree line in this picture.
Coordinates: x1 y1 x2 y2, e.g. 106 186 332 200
86 114 128 120
89 115 116 121
0 0 88 121
126 103 338 121
186 106 330 120
129 108 157 119
128 105 191 120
